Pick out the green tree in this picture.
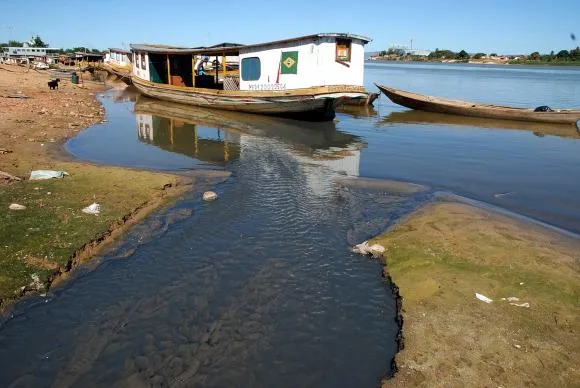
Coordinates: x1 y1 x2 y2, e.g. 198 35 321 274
556 50 570 59
428 49 456 59
570 46 580 60
490 53 497 57
90 48 101 54
8 40 23 47
29 35 48 48
473 52 486 59
455 50 469 60
529 51 541 60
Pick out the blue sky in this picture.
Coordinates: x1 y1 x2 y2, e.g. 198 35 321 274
1 0 578 54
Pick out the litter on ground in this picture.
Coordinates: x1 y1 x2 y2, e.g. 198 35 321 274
475 293 493 303
82 202 100 215
510 302 530 308
29 170 69 180
8 203 26 210
352 241 386 258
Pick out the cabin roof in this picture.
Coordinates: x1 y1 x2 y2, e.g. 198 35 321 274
109 48 131 54
130 33 371 55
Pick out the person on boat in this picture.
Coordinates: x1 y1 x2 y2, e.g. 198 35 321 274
196 56 209 76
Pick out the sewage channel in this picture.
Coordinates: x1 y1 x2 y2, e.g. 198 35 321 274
0 91 433 387
2 62 580 387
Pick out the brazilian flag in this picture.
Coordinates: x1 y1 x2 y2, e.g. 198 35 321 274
280 51 298 74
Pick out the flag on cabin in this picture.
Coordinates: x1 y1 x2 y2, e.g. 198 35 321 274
280 51 298 74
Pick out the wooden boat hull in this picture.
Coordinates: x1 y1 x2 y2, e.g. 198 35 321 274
132 76 368 121
376 84 580 125
339 92 379 106
100 63 133 85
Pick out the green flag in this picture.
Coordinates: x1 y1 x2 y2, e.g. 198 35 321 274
280 51 298 74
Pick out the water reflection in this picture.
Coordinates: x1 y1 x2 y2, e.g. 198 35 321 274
379 109 580 139
134 97 365 184
136 113 241 166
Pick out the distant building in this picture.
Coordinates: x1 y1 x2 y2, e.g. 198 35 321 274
407 49 431 57
1 45 61 63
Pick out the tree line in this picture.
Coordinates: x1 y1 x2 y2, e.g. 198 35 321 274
379 46 580 62
0 36 102 54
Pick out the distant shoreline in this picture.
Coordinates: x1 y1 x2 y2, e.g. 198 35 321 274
367 57 580 67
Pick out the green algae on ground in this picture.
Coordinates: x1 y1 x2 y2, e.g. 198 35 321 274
0 162 185 306
374 202 580 387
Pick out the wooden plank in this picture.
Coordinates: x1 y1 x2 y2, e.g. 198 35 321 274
166 55 171 85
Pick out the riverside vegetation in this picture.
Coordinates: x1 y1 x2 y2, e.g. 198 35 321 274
0 64 191 309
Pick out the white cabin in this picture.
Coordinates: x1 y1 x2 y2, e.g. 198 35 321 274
238 34 367 91
104 48 132 68
130 33 370 91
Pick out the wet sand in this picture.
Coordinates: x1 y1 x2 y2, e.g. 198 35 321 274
0 64 209 308
373 201 580 387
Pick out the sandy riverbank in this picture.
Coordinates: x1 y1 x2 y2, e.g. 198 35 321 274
372 201 580 387
0 64 211 309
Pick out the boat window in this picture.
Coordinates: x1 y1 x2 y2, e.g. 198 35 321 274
336 38 352 62
141 53 147 70
241 57 261 81
136 53 141 69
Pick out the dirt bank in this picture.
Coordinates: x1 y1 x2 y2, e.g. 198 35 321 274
373 201 580 387
0 64 201 309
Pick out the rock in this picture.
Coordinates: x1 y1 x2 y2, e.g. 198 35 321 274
9 203 26 210
203 191 218 201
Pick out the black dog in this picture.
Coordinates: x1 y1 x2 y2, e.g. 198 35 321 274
48 78 60 90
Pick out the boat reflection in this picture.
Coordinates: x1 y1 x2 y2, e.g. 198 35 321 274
336 104 379 119
134 97 365 172
111 86 139 103
136 109 241 167
380 109 580 139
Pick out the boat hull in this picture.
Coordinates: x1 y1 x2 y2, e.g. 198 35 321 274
376 84 580 125
100 63 133 85
132 77 367 121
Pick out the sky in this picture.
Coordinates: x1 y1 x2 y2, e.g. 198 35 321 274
1 0 579 55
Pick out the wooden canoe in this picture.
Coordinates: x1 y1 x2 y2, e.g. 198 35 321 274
376 84 580 125
133 77 368 121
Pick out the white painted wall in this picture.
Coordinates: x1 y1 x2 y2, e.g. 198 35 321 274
105 51 132 66
238 36 366 91
132 52 150 81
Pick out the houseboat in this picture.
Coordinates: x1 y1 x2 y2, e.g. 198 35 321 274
130 33 372 120
102 48 133 84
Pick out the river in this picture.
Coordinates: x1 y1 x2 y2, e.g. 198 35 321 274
1 62 580 387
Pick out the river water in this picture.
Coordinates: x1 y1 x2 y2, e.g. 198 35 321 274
1 62 580 387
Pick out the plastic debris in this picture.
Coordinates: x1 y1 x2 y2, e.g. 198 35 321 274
203 191 218 201
500 297 520 302
29 170 69 180
82 202 101 215
29 273 43 290
510 302 530 308
352 241 386 258
8 203 26 210
475 293 493 304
